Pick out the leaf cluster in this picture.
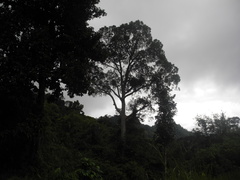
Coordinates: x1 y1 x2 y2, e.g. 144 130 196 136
0 0 106 99
92 20 180 119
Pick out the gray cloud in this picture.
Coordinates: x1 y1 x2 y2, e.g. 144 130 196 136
82 0 240 129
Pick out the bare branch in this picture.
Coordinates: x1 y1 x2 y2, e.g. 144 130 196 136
111 59 124 83
107 92 120 114
116 84 121 97
125 82 151 98
109 86 121 99
102 62 118 71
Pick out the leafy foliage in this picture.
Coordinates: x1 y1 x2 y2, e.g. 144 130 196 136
165 115 240 180
154 88 177 146
0 0 105 177
92 20 180 140
0 0 106 100
193 113 240 135
1 99 240 180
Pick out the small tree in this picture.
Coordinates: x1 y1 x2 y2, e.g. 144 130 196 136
153 86 177 180
154 89 176 146
92 21 180 141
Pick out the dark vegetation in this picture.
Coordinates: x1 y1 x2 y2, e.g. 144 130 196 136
1 0 240 179
1 99 240 179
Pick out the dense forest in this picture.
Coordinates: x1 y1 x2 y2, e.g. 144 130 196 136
1 0 240 180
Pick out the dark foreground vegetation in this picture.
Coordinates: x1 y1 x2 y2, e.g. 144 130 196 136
1 99 240 180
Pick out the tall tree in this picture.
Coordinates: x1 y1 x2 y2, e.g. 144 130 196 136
0 0 106 112
0 0 106 174
92 21 180 141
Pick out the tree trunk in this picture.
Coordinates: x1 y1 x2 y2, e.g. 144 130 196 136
31 72 46 165
37 74 46 115
164 147 167 180
120 99 126 142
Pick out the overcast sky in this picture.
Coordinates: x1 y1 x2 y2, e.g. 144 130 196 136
70 0 240 130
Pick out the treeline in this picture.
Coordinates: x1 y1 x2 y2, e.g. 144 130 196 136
1 99 240 179
167 114 240 179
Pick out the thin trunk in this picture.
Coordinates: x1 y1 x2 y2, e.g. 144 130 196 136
37 74 45 115
120 99 126 142
120 98 126 157
164 147 167 180
31 72 46 164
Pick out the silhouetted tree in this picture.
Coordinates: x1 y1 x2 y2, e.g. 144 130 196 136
92 20 180 141
0 0 106 112
152 86 177 179
0 0 105 175
154 89 176 146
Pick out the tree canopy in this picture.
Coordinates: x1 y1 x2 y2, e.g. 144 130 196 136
0 0 106 109
92 20 180 140
0 0 106 174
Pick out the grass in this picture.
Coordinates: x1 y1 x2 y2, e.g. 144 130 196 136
165 170 240 180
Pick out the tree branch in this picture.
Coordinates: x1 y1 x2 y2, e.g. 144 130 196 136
102 62 118 71
125 82 151 98
107 92 121 114
109 86 121 99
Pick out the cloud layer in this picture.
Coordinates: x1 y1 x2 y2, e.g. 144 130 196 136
73 0 240 130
